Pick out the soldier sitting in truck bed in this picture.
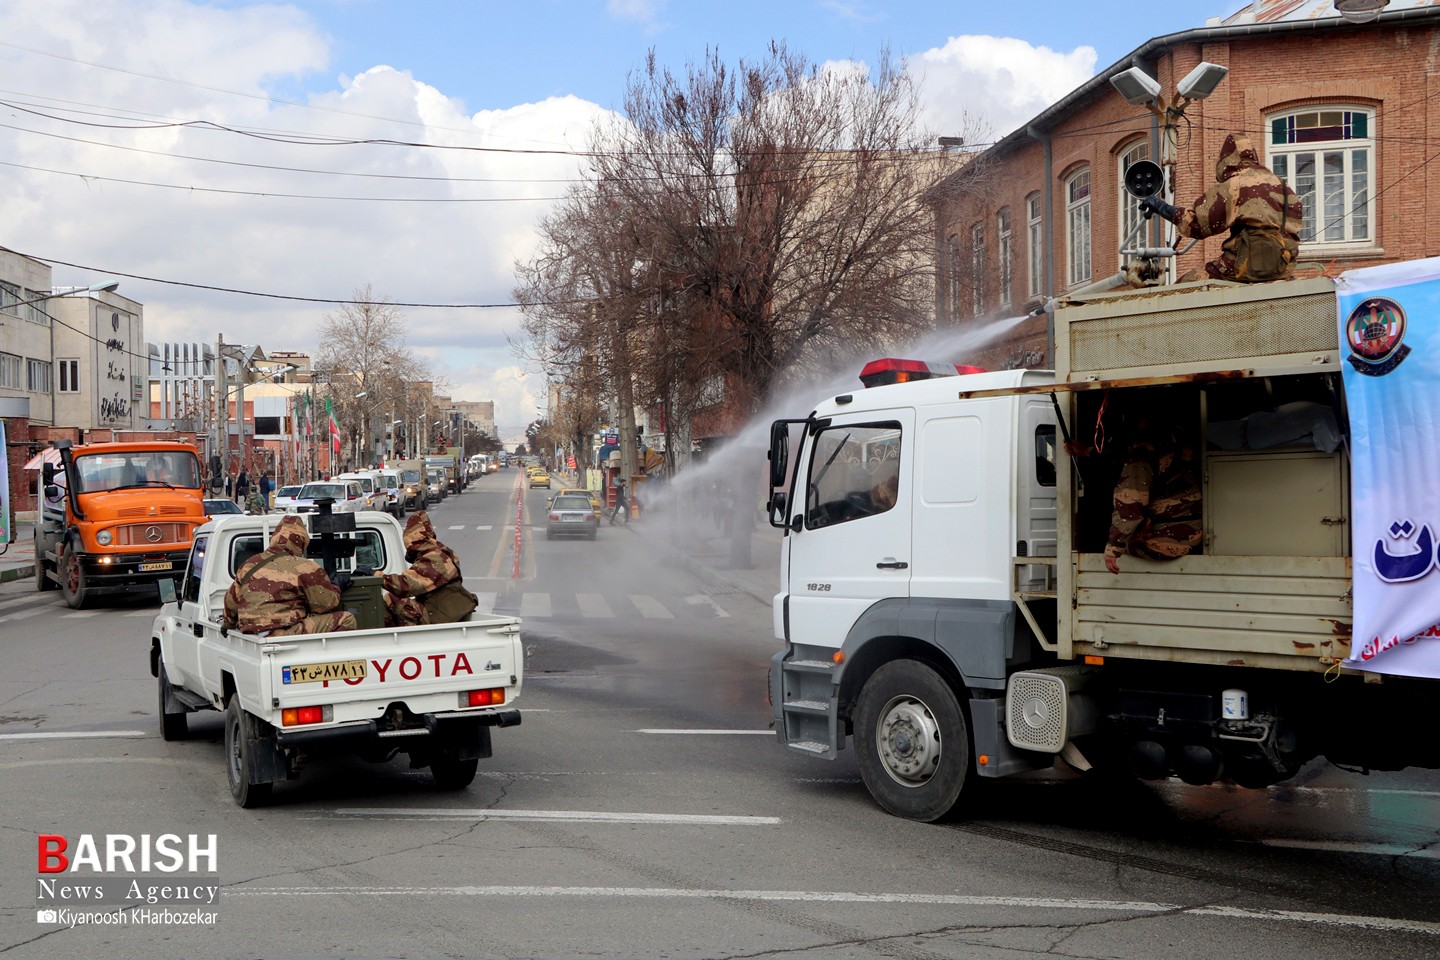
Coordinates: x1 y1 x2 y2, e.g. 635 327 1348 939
381 511 478 627
224 515 358 636
1103 408 1202 575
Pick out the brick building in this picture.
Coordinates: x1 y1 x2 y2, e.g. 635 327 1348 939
929 0 1440 368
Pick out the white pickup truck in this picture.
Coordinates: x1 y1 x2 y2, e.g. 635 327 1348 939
149 510 522 807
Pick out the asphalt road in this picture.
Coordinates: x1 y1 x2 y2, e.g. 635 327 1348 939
1 470 1438 959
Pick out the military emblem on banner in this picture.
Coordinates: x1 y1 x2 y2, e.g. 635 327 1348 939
1344 295 1411 376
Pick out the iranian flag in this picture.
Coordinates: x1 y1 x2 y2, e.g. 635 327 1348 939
326 396 341 456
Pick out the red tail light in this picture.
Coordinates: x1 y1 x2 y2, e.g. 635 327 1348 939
281 705 330 726
465 688 506 707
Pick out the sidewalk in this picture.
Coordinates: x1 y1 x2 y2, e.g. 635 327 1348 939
0 520 37 584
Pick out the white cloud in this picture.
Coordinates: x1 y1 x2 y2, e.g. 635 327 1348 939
909 35 1098 144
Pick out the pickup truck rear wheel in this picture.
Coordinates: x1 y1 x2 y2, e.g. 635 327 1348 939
157 665 188 741
854 660 973 822
59 544 90 609
430 754 478 790
225 698 273 808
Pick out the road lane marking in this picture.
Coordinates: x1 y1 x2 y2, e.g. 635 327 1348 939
636 729 774 735
448 525 465 530
629 594 672 619
0 608 48 622
474 525 493 531
216 886 1440 935
327 808 781 825
520 593 551 618
685 595 731 618
0 731 147 740
576 593 613 618
59 611 102 619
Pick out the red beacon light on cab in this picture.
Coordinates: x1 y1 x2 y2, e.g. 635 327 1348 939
858 358 986 388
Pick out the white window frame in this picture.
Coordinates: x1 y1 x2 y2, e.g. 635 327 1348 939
1026 193 1043 299
1066 169 1092 288
1267 106 1374 249
970 223 984 317
58 358 81 393
1118 140 1150 260
0 352 20 389
27 358 51 394
947 235 962 320
997 207 1012 309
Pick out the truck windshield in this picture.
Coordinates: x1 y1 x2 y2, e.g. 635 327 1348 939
402 470 421 483
72 451 201 492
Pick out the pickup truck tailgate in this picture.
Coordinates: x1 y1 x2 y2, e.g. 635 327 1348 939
255 615 522 726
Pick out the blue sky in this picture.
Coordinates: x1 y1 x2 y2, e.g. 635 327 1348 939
2 0 1248 438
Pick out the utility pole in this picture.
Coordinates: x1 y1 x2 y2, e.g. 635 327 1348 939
214 333 228 492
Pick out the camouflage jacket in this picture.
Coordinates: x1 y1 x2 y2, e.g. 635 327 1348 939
1105 429 1202 562
223 516 342 633
1172 134 1302 281
382 511 462 599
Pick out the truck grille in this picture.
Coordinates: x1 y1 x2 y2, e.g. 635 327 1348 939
115 522 189 546
117 505 190 518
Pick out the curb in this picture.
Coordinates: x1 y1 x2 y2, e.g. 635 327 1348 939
0 564 36 584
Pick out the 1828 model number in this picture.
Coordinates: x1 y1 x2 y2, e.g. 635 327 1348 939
805 583 831 592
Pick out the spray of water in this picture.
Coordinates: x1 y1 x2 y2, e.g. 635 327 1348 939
636 313 1038 563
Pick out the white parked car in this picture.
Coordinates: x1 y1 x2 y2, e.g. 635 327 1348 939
270 484 304 514
290 480 367 514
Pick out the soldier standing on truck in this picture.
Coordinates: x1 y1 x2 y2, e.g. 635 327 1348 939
1140 133 1302 283
223 515 358 635
381 511 478 627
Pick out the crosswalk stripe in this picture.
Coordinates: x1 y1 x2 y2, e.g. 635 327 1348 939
0 608 48 622
59 611 102 619
629 594 673 619
520 593 552 618
473 592 499 614
576 593 614 618
685 595 731 619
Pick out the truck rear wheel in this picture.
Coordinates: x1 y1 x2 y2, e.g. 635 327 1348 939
430 754 478 790
225 698 273 808
855 660 973 822
157 666 188 741
59 544 90 609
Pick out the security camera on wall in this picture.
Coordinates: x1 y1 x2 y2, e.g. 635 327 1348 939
1110 67 1162 106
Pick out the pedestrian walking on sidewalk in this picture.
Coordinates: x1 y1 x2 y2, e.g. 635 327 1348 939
608 477 628 525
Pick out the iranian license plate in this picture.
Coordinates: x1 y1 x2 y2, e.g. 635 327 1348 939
138 561 173 572
282 660 368 684
563 515 581 522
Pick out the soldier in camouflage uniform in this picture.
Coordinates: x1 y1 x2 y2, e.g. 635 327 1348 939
1104 416 1202 575
382 511 478 627
1141 133 1302 283
223 515 358 635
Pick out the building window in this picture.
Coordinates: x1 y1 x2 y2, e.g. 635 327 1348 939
970 223 985 317
997 207 1012 309
948 235 962 320
0 282 17 318
0 352 20 389
1066 169 1092 287
58 359 80 393
1268 107 1374 246
27 358 51 394
1118 140 1150 256
1026 192 1044 299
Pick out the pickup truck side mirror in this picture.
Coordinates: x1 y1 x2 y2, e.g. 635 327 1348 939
157 577 179 606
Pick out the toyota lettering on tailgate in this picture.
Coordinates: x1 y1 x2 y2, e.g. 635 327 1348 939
313 652 488 686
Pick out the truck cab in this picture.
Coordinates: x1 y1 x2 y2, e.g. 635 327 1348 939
35 440 205 609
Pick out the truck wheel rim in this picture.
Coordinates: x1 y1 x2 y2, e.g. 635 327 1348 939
65 551 81 594
228 716 242 784
875 695 940 787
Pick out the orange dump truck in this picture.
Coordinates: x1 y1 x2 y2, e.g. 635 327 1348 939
34 439 206 608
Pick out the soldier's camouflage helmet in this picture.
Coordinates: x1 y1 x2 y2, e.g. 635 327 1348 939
269 515 310 557
402 511 439 552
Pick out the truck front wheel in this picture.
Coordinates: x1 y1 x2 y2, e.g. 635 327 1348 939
854 660 973 822
60 544 90 609
224 698 273 808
